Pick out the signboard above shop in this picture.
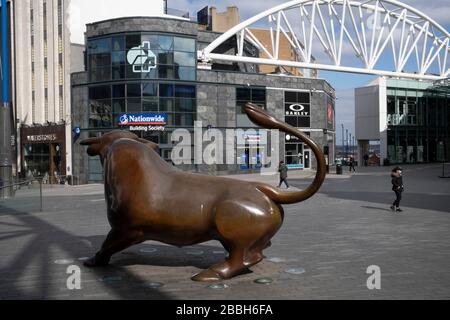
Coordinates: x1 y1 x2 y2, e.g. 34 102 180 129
21 124 66 144
118 113 167 132
284 91 311 128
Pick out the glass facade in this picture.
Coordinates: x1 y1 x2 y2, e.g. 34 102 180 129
87 33 197 82
88 82 196 128
85 32 197 181
235 87 266 127
386 86 450 164
235 87 267 170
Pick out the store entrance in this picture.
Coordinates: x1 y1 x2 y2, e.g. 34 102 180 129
21 124 67 184
285 142 305 169
23 143 63 184
304 150 311 169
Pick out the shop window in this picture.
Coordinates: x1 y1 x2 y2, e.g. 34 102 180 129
175 85 196 98
236 88 251 101
251 89 265 102
177 67 196 81
88 38 111 54
112 51 125 65
160 98 175 112
175 113 195 126
126 34 142 50
89 99 112 115
90 67 111 82
298 117 311 128
286 117 298 127
126 98 142 113
285 91 310 103
89 86 111 100
284 91 297 103
112 36 125 51
143 83 157 97
112 65 125 80
157 51 175 65
158 36 174 51
112 99 126 113
89 53 111 68
141 68 158 80
175 98 195 112
174 52 196 67
236 87 266 128
160 84 174 97
174 37 196 52
88 34 196 82
127 83 141 98
159 65 175 79
112 84 125 98
89 113 112 128
141 34 158 49
142 98 159 112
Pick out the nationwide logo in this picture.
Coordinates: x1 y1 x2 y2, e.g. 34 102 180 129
127 41 157 73
118 114 167 126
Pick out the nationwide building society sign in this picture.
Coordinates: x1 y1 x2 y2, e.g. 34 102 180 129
118 114 167 132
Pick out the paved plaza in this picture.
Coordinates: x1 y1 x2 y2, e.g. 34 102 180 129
0 164 449 300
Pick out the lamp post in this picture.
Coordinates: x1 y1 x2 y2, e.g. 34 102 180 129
341 123 344 157
349 133 352 159
0 0 13 198
345 129 349 159
353 136 356 159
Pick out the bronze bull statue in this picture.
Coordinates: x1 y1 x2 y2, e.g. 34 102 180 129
80 103 326 281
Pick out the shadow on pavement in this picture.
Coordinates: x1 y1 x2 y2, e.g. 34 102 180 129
0 204 175 300
317 191 450 213
360 205 393 212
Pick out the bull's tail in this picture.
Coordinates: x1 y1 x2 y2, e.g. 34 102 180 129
244 103 327 205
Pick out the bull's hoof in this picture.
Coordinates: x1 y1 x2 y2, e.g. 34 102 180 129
191 269 222 282
83 255 110 267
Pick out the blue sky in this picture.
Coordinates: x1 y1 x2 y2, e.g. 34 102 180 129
169 0 450 142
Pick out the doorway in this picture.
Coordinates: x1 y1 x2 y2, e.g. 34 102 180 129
304 150 311 169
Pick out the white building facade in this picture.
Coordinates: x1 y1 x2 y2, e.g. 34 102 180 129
355 78 450 166
11 0 72 181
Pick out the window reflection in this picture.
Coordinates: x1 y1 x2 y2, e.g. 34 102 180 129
88 33 196 82
88 82 196 128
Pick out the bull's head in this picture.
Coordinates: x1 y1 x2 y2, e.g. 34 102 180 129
79 130 159 159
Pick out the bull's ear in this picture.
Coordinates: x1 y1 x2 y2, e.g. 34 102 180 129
137 138 159 152
79 137 101 145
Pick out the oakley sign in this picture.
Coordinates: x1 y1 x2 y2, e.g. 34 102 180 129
285 104 310 116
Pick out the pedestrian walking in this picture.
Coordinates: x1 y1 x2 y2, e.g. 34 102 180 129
364 154 369 166
278 161 290 189
349 157 356 173
390 166 404 212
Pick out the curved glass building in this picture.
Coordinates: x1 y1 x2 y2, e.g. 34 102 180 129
72 16 336 184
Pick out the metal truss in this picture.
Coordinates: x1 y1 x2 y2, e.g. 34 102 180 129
199 0 450 80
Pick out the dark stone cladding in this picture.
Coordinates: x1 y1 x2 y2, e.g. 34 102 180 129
85 16 198 39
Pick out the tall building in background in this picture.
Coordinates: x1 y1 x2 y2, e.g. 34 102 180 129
10 0 72 183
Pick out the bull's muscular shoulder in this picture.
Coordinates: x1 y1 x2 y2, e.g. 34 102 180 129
108 138 155 158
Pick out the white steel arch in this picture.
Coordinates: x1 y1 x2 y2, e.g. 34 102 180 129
199 0 450 80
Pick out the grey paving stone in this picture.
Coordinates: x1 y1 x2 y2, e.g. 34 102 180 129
0 164 449 299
